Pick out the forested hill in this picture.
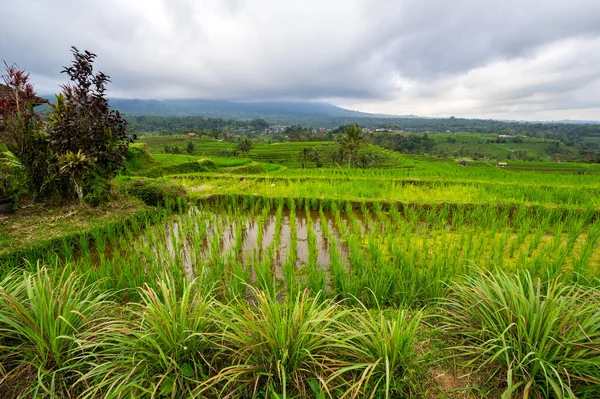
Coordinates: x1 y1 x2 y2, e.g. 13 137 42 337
106 98 393 119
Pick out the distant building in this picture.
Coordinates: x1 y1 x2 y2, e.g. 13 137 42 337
186 132 197 138
497 162 508 168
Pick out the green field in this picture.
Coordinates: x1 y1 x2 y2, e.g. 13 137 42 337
1 139 599 399
141 136 411 169
383 131 581 161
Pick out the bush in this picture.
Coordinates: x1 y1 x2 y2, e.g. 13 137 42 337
81 277 218 398
443 271 600 398
0 66 65 199
123 180 188 206
212 289 353 398
47 47 131 200
0 267 111 397
124 143 160 171
0 150 24 201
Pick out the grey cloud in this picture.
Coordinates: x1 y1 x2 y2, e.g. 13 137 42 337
1 0 600 119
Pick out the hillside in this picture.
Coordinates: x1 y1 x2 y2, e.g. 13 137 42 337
106 98 393 119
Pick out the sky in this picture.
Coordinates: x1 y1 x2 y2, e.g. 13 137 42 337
1 0 600 121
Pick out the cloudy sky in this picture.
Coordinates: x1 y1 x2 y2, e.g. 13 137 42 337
2 0 600 120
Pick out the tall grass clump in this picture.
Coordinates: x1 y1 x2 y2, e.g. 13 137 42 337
208 288 353 398
339 304 423 399
80 277 218 399
0 266 111 398
443 271 600 399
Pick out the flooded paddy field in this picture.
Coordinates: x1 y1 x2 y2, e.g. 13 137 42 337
33 198 600 306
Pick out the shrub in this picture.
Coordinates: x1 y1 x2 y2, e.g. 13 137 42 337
123 180 188 206
80 277 218 398
0 65 64 199
443 271 600 398
0 149 25 200
210 289 353 398
47 47 131 200
342 307 423 398
0 267 111 398
124 143 160 171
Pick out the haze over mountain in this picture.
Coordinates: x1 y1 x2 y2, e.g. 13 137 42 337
103 98 404 119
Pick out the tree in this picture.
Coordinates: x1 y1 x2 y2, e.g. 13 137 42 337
331 147 346 167
357 152 381 169
249 118 269 130
0 64 61 199
186 141 195 154
47 47 131 199
298 147 312 169
311 148 322 168
337 124 366 168
237 138 253 156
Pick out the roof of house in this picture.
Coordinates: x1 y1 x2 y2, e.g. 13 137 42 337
0 83 48 105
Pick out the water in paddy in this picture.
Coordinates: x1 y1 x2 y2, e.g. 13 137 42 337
160 208 350 279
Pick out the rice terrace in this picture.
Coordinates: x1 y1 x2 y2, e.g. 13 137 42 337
3 9 600 399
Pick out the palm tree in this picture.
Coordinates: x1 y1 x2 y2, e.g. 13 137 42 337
237 138 253 156
311 148 322 168
331 147 346 167
337 124 366 168
298 147 312 169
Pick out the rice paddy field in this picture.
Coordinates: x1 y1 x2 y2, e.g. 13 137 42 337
1 140 599 398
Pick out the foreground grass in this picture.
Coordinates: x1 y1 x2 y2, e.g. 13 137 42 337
0 268 426 399
0 267 598 398
442 271 600 398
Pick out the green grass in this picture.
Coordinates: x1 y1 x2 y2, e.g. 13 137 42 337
0 267 112 398
138 136 412 169
424 132 580 161
443 271 600 398
0 195 148 259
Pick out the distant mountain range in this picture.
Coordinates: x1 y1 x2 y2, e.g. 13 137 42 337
38 95 600 128
93 98 411 120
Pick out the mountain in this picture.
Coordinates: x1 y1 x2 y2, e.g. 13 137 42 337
105 98 400 119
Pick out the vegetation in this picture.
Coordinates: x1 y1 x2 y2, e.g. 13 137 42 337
3 72 600 399
0 65 59 199
337 124 367 167
236 137 253 155
123 113 600 151
1 48 132 204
